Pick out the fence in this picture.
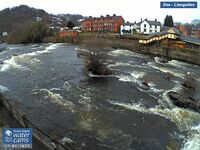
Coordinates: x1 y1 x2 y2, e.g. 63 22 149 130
0 93 75 150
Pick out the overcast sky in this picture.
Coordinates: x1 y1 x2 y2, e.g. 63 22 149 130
0 0 199 23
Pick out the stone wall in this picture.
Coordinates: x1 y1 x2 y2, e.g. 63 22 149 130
79 36 200 66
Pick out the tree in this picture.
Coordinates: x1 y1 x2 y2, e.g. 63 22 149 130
7 21 47 44
67 21 75 29
27 21 47 43
164 15 174 27
184 23 193 35
80 39 112 75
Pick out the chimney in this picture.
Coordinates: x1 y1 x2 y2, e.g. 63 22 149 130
113 14 116 17
100 15 104 18
155 19 157 22
141 18 142 22
145 18 147 21
134 21 136 24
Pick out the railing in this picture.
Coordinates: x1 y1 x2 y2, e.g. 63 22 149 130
0 93 75 150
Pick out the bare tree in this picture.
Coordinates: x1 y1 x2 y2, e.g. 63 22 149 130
80 38 112 75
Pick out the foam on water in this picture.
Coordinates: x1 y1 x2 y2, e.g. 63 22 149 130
117 75 138 83
108 62 135 68
0 44 58 72
148 62 185 79
0 84 9 92
130 71 145 79
0 56 28 71
88 72 114 78
109 82 200 150
154 57 168 64
109 49 146 58
32 88 75 112
50 87 63 91
168 60 200 70
75 47 89 53
63 81 73 92
182 124 200 150
46 43 61 50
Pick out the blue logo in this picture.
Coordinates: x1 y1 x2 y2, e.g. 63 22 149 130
161 1 198 8
2 128 32 149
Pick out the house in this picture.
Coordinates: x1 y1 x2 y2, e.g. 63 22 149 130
176 24 188 35
140 19 161 34
120 22 140 34
81 17 93 31
191 25 200 38
81 14 125 33
139 27 200 49
57 30 78 38
2 32 8 36
120 19 161 35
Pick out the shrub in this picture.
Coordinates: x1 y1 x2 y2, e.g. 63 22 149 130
85 52 112 75
7 21 47 44
81 38 112 75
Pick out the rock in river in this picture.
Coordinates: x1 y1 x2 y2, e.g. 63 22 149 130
167 91 200 113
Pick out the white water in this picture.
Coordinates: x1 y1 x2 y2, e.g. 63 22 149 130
1 46 200 149
109 49 147 58
0 84 9 92
0 44 59 72
32 88 75 112
147 62 185 79
109 81 200 150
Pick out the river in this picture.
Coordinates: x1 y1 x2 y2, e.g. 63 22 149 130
0 43 200 150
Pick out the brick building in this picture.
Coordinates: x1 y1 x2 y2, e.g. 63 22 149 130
81 14 125 33
57 30 78 38
191 25 200 38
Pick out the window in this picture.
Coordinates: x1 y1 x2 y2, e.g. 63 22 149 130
144 24 146 27
144 29 146 32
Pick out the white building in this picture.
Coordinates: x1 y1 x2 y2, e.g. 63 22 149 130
120 22 140 35
2 32 8 36
140 19 161 34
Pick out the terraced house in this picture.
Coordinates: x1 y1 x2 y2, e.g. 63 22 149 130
81 14 125 33
140 19 161 34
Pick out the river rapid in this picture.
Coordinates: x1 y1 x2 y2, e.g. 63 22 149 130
0 43 200 150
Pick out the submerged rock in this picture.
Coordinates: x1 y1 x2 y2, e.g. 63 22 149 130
167 91 200 113
142 81 149 88
94 65 112 75
182 74 196 91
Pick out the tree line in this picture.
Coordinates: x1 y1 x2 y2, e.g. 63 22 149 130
7 21 48 44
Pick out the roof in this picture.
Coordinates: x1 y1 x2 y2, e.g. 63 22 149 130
142 20 161 26
123 22 136 26
82 15 124 22
144 27 180 39
192 25 200 31
135 22 141 26
179 35 200 46
140 27 200 46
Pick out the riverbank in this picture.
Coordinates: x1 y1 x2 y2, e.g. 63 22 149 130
1 32 199 66
78 33 200 66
